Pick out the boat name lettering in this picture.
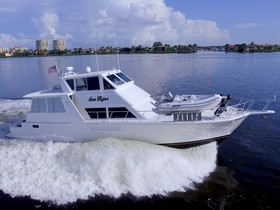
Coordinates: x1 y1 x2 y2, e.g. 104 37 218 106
88 96 109 102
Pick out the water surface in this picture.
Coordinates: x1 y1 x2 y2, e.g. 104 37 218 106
0 52 279 209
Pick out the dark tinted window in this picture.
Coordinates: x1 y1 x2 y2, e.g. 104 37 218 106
108 107 136 118
87 77 100 90
85 108 106 119
76 77 100 91
116 72 131 82
76 78 87 91
66 79 74 90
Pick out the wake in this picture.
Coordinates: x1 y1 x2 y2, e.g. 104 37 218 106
0 138 217 205
0 98 217 205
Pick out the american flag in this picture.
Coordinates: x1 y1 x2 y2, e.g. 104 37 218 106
48 65 57 73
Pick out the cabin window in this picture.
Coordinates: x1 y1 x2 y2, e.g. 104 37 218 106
47 98 66 113
31 99 40 113
54 98 66 112
106 74 124 86
31 98 65 113
87 77 100 90
116 72 131 82
76 78 87 91
39 99 47 112
76 77 100 91
31 99 46 113
85 108 106 119
103 79 114 90
108 107 136 118
66 79 74 90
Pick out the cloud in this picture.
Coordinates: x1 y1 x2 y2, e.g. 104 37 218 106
0 0 230 48
32 13 59 38
0 33 33 48
40 13 59 36
83 0 230 47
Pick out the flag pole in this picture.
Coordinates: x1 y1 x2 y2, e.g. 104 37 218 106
55 62 61 76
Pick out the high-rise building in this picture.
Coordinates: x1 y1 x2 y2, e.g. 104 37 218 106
36 40 48 51
53 39 65 51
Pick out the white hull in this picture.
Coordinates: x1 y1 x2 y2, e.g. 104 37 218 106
8 112 248 147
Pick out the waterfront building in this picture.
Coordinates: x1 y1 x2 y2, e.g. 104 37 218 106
53 39 65 51
36 40 48 51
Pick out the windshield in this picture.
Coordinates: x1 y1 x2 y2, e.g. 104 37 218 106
116 72 131 82
106 74 125 86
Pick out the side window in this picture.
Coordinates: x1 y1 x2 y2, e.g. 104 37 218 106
47 98 55 113
76 78 87 91
38 99 47 112
87 77 100 90
31 99 39 113
108 107 136 118
31 99 46 113
66 79 74 90
85 108 106 119
103 78 114 90
75 77 100 91
47 98 66 113
53 98 66 112
31 98 65 113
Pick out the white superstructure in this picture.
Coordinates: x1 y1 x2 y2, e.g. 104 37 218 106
6 66 275 148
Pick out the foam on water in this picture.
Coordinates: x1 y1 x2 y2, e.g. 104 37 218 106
0 99 30 122
0 99 218 205
0 138 217 205
0 99 31 136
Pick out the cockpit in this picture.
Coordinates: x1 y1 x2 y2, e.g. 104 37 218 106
64 70 132 92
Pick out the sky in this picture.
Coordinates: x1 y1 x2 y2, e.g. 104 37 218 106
0 0 280 49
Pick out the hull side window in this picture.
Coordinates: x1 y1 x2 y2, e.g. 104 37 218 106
85 108 106 119
109 107 136 118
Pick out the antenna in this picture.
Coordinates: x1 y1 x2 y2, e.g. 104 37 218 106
114 34 121 69
89 12 100 72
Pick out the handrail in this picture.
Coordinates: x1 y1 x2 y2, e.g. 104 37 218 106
263 94 276 111
247 100 255 112
223 95 276 118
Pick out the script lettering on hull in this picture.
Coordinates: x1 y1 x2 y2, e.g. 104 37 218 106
88 96 109 102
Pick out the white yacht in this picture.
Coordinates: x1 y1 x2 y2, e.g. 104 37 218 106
6 66 275 148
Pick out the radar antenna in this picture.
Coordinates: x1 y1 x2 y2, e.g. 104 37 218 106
89 12 100 72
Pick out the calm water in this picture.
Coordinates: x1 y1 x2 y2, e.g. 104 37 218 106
0 52 279 209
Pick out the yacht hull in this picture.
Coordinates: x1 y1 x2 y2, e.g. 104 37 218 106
7 114 247 147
